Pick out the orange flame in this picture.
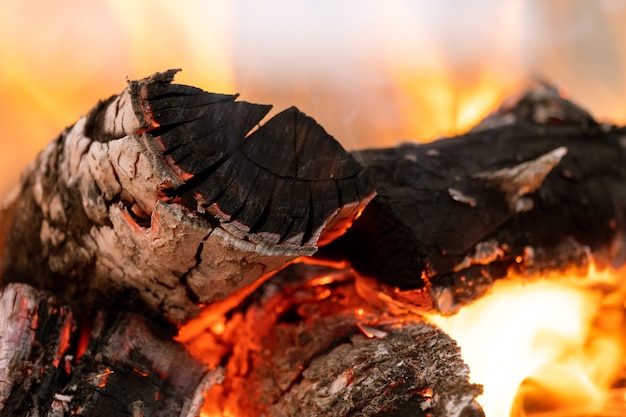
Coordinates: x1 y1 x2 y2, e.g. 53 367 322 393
3 2 626 201
428 264 626 417
0 0 234 199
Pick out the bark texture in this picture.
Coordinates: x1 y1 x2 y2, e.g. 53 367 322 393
2 75 625 417
0 70 374 323
179 263 483 417
0 283 216 417
0 270 483 417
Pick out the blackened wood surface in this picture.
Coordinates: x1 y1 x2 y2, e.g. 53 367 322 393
0 269 482 417
0 283 213 417
0 70 374 323
321 120 626 313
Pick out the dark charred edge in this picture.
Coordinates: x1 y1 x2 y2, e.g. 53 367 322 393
0 297 76 416
156 104 273 197
150 103 372 246
147 118 203 141
75 316 194 416
178 239 208 305
122 71 373 247
0 283 207 417
131 68 180 86
246 187 274 234
83 95 119 142
316 198 430 290
302 182 317 245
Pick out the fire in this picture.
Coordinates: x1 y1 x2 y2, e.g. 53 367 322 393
0 0 234 199
2 2 626 415
3 2 626 201
387 60 522 141
428 264 626 417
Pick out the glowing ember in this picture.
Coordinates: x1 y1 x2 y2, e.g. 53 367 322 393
427 264 626 417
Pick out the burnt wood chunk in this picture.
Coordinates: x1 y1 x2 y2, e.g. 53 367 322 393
320 88 626 314
0 283 214 417
180 263 483 417
0 269 483 417
0 70 374 323
4 72 626 417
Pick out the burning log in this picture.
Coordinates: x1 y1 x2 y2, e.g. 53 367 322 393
0 283 216 417
179 262 483 417
0 71 481 416
321 84 626 314
0 69 374 324
0 266 482 417
2 72 625 416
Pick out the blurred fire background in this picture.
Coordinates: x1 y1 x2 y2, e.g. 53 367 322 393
1 0 625 200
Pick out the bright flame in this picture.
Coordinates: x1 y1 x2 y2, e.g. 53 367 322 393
389 67 519 140
428 265 626 417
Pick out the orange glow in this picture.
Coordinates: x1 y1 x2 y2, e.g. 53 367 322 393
52 309 73 369
388 66 521 141
132 368 150 377
428 264 626 417
175 265 283 365
0 0 234 200
3 3 626 415
3 2 626 202
75 317 92 361
86 368 114 388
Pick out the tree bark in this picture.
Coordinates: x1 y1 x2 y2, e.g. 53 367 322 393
0 70 374 324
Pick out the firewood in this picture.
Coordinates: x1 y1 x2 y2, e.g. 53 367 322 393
0 70 374 324
179 262 483 417
0 283 215 417
3 73 624 417
320 84 626 314
0 266 483 417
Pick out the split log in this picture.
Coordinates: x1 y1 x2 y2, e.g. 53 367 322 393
320 83 626 313
0 70 374 324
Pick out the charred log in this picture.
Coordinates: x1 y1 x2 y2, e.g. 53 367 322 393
2 73 625 417
0 70 374 324
179 262 483 417
0 283 215 417
320 85 626 313
0 269 483 417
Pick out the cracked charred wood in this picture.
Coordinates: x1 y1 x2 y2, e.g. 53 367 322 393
178 262 483 417
320 85 626 314
0 70 374 324
0 283 217 417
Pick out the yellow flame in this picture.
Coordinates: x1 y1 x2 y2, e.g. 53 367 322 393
428 265 626 417
389 68 519 141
